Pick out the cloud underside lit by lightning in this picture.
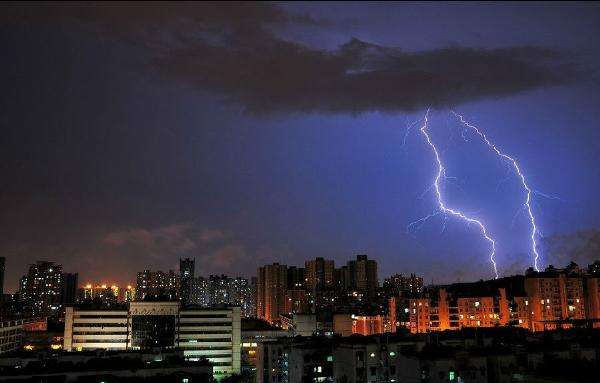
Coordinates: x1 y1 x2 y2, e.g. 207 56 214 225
415 110 499 279
453 112 542 272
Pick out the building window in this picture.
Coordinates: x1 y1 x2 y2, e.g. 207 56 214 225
356 351 364 362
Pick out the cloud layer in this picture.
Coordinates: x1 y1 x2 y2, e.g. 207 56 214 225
542 229 600 268
1 2 577 114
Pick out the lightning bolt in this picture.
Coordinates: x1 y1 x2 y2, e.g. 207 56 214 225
416 110 499 279
452 112 541 272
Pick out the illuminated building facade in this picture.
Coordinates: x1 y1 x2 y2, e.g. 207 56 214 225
179 258 195 306
135 269 180 301
403 288 511 333
257 263 288 323
586 277 600 321
0 319 23 355
525 271 586 331
398 264 600 333
341 255 379 299
18 261 63 317
284 289 308 315
351 315 392 336
190 276 210 306
78 283 134 304
257 336 425 383
230 277 255 317
305 257 335 292
383 273 423 296
63 302 241 377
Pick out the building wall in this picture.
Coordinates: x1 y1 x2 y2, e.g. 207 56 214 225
63 303 241 377
257 341 289 383
178 307 241 376
585 278 600 320
525 274 586 331
18 261 63 317
352 315 387 336
257 264 287 323
63 307 129 351
333 313 353 337
305 258 335 291
408 288 511 333
408 298 430 334
0 320 23 355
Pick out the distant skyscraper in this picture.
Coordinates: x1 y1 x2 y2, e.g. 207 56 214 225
136 269 180 301
257 263 287 323
0 257 5 297
179 258 195 305
383 273 423 296
190 276 210 306
287 266 305 290
18 261 63 317
230 277 255 317
60 273 78 306
344 255 379 298
209 274 231 306
305 258 334 291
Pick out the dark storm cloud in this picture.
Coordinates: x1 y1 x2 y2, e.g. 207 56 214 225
542 229 600 269
1 2 576 114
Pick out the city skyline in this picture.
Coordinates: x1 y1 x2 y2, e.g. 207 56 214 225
1 3 600 292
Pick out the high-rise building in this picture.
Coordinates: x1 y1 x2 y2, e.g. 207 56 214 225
179 258 195 306
525 270 586 331
18 261 63 317
78 283 121 305
230 277 255 317
135 269 180 301
257 263 287 323
209 274 232 306
190 276 210 306
383 273 423 297
343 255 379 298
287 266 305 290
305 258 334 291
60 273 78 306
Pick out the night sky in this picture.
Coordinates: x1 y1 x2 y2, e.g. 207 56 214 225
2 2 600 292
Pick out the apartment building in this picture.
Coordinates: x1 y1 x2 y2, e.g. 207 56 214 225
405 288 511 333
525 272 587 331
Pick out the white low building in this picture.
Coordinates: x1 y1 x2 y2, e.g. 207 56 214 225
63 302 240 377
